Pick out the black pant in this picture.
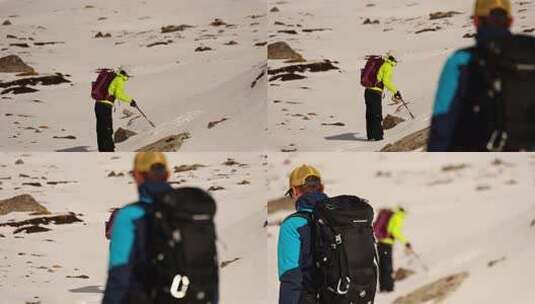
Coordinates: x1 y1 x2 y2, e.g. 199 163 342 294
377 243 393 292
364 89 383 140
95 102 115 152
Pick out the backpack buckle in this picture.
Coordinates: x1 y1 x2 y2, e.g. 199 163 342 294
486 130 508 152
170 274 190 299
336 277 351 295
335 234 342 245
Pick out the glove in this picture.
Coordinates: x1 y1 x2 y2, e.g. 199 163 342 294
394 91 402 100
405 242 412 250
130 100 137 108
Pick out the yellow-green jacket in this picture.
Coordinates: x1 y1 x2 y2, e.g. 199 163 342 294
98 73 133 107
370 58 398 95
378 209 408 245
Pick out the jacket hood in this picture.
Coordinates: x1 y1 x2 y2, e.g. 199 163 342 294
295 191 329 212
116 73 129 81
138 181 173 203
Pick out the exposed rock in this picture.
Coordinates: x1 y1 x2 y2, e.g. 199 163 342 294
207 118 228 129
363 18 380 25
2 20 12 26
22 182 42 187
268 60 339 76
0 212 83 228
136 133 191 152
147 41 171 48
394 268 416 281
415 27 442 34
0 55 35 73
524 28 535 33
0 74 70 88
302 28 332 33
268 41 304 61
429 11 463 20
237 180 250 185
6 34 17 39
251 69 266 88
14 225 51 234
222 158 247 167
52 135 76 140
66 274 89 279
174 164 205 173
224 40 238 45
210 18 227 27
269 73 306 82
463 33 476 38
0 194 49 215
94 32 111 38
1 86 39 95
208 186 225 191
278 30 298 35
15 159 24 165
114 127 137 143
321 122 346 127
475 185 491 191
221 257 241 268
382 114 405 130
161 24 193 33
9 43 30 48
393 272 469 304
441 164 468 172
380 127 430 152
195 46 212 52
488 256 506 268
270 7 280 12
254 41 267 47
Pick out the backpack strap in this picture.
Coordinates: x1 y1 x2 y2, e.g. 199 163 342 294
472 45 509 151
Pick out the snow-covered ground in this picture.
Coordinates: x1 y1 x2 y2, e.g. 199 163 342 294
267 0 535 151
0 0 267 152
0 152 268 304
266 153 535 303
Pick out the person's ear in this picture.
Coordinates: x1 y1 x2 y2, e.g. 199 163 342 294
133 170 145 185
164 171 170 181
291 186 300 199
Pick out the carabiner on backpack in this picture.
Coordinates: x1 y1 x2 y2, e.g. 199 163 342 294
486 130 508 152
170 274 190 299
336 276 351 295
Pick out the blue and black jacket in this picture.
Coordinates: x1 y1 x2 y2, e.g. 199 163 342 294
102 181 172 304
278 192 328 304
428 28 513 151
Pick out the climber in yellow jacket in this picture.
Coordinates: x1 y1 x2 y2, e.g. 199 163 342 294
364 53 402 141
377 207 411 293
95 69 137 152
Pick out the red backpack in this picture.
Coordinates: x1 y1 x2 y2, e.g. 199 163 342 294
91 69 116 101
373 208 393 240
360 55 384 88
105 208 120 240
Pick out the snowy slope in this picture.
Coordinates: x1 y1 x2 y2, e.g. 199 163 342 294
0 0 267 152
267 0 535 151
0 152 268 304
266 153 535 303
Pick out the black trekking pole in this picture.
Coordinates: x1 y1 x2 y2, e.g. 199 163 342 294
392 96 415 119
408 248 429 272
135 104 156 128
400 98 415 119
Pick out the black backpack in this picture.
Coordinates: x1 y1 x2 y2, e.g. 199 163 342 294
454 34 535 151
295 195 378 304
142 187 218 304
